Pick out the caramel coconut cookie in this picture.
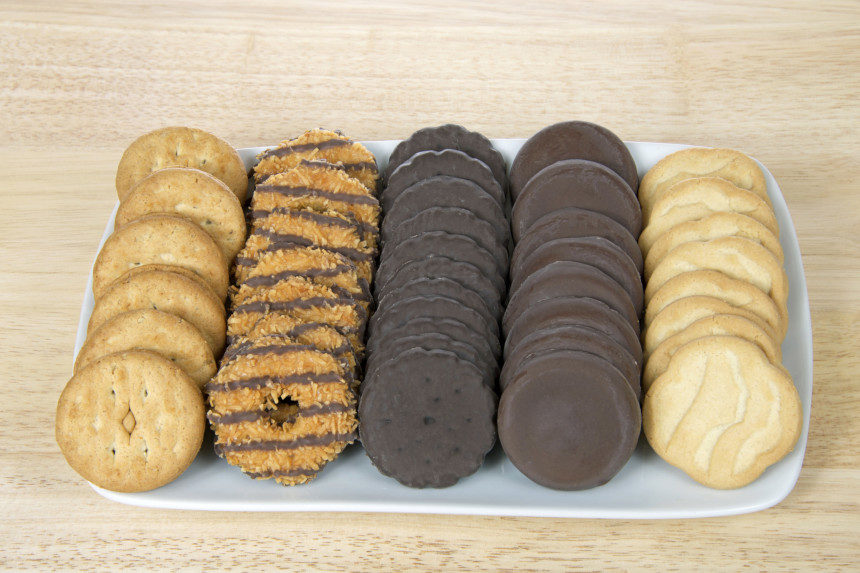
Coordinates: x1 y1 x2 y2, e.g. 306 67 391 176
254 129 378 192
115 127 248 203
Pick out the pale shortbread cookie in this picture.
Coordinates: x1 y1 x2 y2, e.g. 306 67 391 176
75 309 216 388
639 147 768 221
56 350 205 493
643 336 802 489
644 212 784 272
116 127 248 203
643 295 778 358
644 270 786 341
645 236 789 326
643 314 782 391
116 167 247 262
639 177 779 254
92 214 229 301
89 267 226 356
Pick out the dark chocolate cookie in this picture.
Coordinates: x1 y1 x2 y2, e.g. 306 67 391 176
509 120 638 200
509 236 642 316
366 316 500 362
502 261 640 336
368 294 499 342
376 276 501 327
384 124 507 192
511 159 642 240
359 347 497 488
498 349 640 490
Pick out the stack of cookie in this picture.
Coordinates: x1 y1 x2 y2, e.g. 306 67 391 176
499 121 644 490
359 125 508 488
638 147 802 489
57 127 249 492
207 129 381 486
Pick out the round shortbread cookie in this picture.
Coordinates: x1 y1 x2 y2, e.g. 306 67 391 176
644 236 789 326
116 127 247 203
643 211 784 268
115 167 247 262
640 177 778 245
643 336 802 489
92 214 229 301
638 147 768 221
509 120 638 201
643 314 782 392
56 350 205 493
89 267 226 356
645 270 786 341
643 295 779 358
75 309 216 388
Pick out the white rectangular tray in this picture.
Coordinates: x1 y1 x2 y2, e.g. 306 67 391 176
75 139 812 517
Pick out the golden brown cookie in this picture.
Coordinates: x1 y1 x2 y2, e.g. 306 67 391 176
644 270 786 341
644 236 789 326
92 214 229 301
642 314 782 391
639 177 779 254
254 129 378 192
206 335 357 486
116 127 248 203
115 167 247 262
643 295 779 358
56 350 205 493
639 147 769 221
89 266 226 356
75 309 217 388
643 336 802 489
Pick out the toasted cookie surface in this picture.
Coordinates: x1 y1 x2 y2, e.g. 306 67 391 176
56 350 205 493
116 127 247 203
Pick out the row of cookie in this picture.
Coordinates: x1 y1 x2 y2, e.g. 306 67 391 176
57 127 250 492
359 125 510 488
498 121 644 490
207 129 381 486
638 147 802 489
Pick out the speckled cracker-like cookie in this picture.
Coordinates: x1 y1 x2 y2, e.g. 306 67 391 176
92 214 229 301
116 127 248 203
643 336 802 489
75 309 217 388
56 350 205 493
639 147 768 221
89 266 226 356
116 167 247 262
254 129 378 192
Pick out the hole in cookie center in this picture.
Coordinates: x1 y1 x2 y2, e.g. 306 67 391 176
268 396 300 426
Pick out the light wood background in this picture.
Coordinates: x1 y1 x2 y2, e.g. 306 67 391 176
1 1 858 570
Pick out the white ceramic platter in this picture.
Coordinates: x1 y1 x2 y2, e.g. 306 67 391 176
75 139 812 518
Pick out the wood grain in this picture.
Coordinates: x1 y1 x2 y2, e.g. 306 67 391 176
1 1 858 569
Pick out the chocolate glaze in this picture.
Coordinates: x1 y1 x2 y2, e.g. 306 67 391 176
256 184 379 206
205 371 345 393
215 431 357 453
259 137 353 159
231 296 367 324
208 402 352 425
243 467 318 479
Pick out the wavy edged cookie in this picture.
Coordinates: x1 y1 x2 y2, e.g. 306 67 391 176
116 167 247 262
639 147 768 221
56 350 205 493
643 336 802 489
116 127 247 203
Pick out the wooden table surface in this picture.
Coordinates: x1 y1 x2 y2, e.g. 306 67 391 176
2 1 858 569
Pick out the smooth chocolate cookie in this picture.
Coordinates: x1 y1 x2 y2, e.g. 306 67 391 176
368 294 499 342
382 206 510 268
376 256 502 317
500 325 641 400
509 120 638 200
502 261 640 336
376 231 505 297
498 349 640 490
382 176 508 240
376 276 501 327
503 296 642 365
511 159 642 240
509 236 643 316
514 207 643 273
366 316 500 362
384 124 507 192
359 347 497 488
383 149 504 210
